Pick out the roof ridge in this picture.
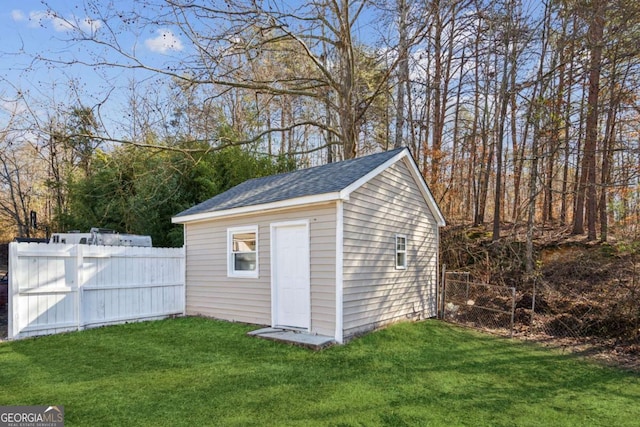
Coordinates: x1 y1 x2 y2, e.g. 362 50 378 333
174 147 407 219
245 146 405 182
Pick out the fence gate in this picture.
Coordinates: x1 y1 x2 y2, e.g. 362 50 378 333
441 271 516 337
8 242 185 340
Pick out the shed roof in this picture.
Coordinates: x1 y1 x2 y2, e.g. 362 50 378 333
173 147 445 226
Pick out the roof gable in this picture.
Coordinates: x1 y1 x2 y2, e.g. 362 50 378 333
173 147 445 226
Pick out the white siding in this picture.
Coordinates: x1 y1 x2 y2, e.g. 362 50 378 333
342 159 439 338
184 203 336 336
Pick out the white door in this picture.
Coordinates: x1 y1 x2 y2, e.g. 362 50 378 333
271 221 310 330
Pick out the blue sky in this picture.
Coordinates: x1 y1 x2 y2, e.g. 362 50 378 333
1 0 185 75
1 0 187 136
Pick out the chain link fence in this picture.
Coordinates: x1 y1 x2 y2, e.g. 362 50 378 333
439 227 639 367
441 270 634 348
515 279 626 343
441 272 516 337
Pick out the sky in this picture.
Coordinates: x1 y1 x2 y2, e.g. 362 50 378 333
1 0 187 136
1 0 185 75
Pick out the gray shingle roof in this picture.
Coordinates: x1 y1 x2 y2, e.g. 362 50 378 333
175 147 406 218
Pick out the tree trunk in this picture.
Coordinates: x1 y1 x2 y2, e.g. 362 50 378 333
509 49 521 223
431 0 444 187
447 47 466 218
394 0 409 149
600 48 630 242
492 0 515 241
471 13 482 226
559 13 576 226
493 57 509 241
574 0 605 240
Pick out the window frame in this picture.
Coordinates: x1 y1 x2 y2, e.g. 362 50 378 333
227 226 259 278
395 234 407 270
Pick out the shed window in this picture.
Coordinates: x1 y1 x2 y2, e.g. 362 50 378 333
228 226 258 277
395 235 407 269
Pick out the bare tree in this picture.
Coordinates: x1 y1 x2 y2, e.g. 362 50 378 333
394 0 410 149
573 0 605 240
0 126 46 238
1 0 631 243
43 0 422 159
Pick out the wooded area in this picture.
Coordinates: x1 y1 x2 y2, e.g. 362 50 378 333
1 0 639 253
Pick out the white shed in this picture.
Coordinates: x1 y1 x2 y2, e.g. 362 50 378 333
172 147 445 343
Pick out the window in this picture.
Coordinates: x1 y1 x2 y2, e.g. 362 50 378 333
228 226 258 277
395 235 407 269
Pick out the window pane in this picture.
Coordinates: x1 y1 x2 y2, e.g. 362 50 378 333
233 232 256 251
234 252 256 271
396 252 406 268
396 236 406 251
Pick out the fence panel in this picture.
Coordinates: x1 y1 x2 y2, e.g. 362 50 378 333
442 272 516 337
9 242 185 339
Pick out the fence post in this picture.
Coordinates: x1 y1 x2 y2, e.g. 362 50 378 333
439 265 446 319
181 246 186 316
465 272 471 301
530 276 537 333
8 242 17 339
510 287 516 338
76 244 84 331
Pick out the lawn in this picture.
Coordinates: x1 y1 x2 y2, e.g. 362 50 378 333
0 318 638 426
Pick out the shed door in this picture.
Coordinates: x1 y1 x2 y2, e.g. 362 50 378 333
271 221 310 330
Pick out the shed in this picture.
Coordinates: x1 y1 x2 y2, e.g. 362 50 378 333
172 147 446 343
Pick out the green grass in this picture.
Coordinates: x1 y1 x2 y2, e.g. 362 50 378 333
1 318 638 426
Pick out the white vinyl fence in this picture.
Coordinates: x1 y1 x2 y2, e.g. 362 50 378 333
8 242 185 339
